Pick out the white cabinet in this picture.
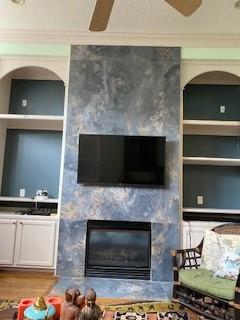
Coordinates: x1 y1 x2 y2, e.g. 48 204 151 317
0 217 57 268
0 219 17 265
15 220 56 267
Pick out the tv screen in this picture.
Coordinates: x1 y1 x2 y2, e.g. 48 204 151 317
77 134 165 187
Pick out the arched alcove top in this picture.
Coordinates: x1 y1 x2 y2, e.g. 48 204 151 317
188 71 240 86
0 57 69 84
181 60 240 88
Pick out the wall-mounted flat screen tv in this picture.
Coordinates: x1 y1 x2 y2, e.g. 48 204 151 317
77 134 166 187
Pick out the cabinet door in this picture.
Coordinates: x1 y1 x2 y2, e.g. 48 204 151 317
0 219 17 265
15 220 56 267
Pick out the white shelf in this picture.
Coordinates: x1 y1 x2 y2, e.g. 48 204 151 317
183 156 240 166
183 120 240 136
0 196 59 204
0 114 63 130
183 207 240 215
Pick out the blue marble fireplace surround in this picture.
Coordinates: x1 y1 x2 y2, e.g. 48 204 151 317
55 45 180 300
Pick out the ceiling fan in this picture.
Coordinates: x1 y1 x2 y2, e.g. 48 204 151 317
89 0 203 32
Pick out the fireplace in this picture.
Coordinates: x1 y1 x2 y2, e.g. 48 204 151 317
85 220 151 280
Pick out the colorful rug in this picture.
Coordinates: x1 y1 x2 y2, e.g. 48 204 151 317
101 301 196 320
0 299 19 311
0 299 196 320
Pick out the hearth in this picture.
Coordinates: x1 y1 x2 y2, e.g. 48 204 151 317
85 220 151 280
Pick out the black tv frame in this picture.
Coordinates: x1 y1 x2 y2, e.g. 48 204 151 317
77 134 166 188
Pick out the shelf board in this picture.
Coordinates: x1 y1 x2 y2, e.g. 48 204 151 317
0 114 64 130
183 120 240 136
0 196 59 204
183 207 240 214
183 156 240 166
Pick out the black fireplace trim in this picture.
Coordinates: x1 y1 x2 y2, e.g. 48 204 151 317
87 219 151 230
85 220 151 280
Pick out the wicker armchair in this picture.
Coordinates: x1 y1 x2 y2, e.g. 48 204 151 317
171 223 240 320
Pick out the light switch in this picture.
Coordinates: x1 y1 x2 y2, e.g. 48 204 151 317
19 188 25 197
220 105 226 113
22 99 27 107
197 195 203 205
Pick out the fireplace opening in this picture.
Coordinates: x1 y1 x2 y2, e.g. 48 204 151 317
85 220 151 280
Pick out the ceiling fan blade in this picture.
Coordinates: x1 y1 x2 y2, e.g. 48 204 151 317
89 0 115 31
165 0 202 16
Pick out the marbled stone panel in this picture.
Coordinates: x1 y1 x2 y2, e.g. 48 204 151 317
50 276 173 301
57 45 180 282
151 223 180 281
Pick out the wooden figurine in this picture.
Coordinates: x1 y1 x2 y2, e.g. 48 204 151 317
60 287 85 320
80 288 102 320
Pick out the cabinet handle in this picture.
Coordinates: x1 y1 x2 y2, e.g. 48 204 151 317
13 221 16 225
19 222 23 225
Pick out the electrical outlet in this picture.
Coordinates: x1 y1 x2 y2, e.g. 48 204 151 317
197 195 203 205
220 105 226 113
19 188 25 197
21 99 27 107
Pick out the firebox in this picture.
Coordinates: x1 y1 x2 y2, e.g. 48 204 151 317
85 220 151 280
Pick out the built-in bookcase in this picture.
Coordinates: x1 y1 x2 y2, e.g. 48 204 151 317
183 72 240 222
0 68 65 205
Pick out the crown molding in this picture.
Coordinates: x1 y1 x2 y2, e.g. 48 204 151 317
0 29 240 47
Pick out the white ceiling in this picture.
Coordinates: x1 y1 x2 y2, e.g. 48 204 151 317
0 0 240 46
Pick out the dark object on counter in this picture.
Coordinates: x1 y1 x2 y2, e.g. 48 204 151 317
16 208 56 216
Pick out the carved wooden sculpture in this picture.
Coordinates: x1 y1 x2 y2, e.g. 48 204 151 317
60 287 85 320
80 288 102 320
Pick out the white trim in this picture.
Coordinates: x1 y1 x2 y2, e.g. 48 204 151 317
183 157 240 166
183 207 240 214
1 29 240 47
0 196 59 203
183 119 240 136
0 114 64 121
0 115 64 130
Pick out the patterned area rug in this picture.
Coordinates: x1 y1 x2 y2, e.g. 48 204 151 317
0 299 19 320
0 299 197 320
0 299 19 311
101 301 196 320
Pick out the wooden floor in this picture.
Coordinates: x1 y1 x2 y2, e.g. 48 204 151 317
0 270 58 300
0 269 133 305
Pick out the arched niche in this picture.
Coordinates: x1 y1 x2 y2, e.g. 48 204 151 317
181 60 240 88
0 66 65 114
0 58 68 83
183 71 240 120
187 71 240 86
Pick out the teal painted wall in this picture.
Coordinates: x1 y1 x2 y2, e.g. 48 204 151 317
184 84 240 120
1 129 62 198
9 79 65 115
184 135 240 158
184 165 240 209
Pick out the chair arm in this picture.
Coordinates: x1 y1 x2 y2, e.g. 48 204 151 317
171 247 202 270
235 272 240 307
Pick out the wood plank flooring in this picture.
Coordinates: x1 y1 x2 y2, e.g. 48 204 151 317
0 270 58 300
0 270 132 304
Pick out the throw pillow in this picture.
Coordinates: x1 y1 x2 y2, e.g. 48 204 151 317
201 230 222 271
214 247 240 280
201 230 240 273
